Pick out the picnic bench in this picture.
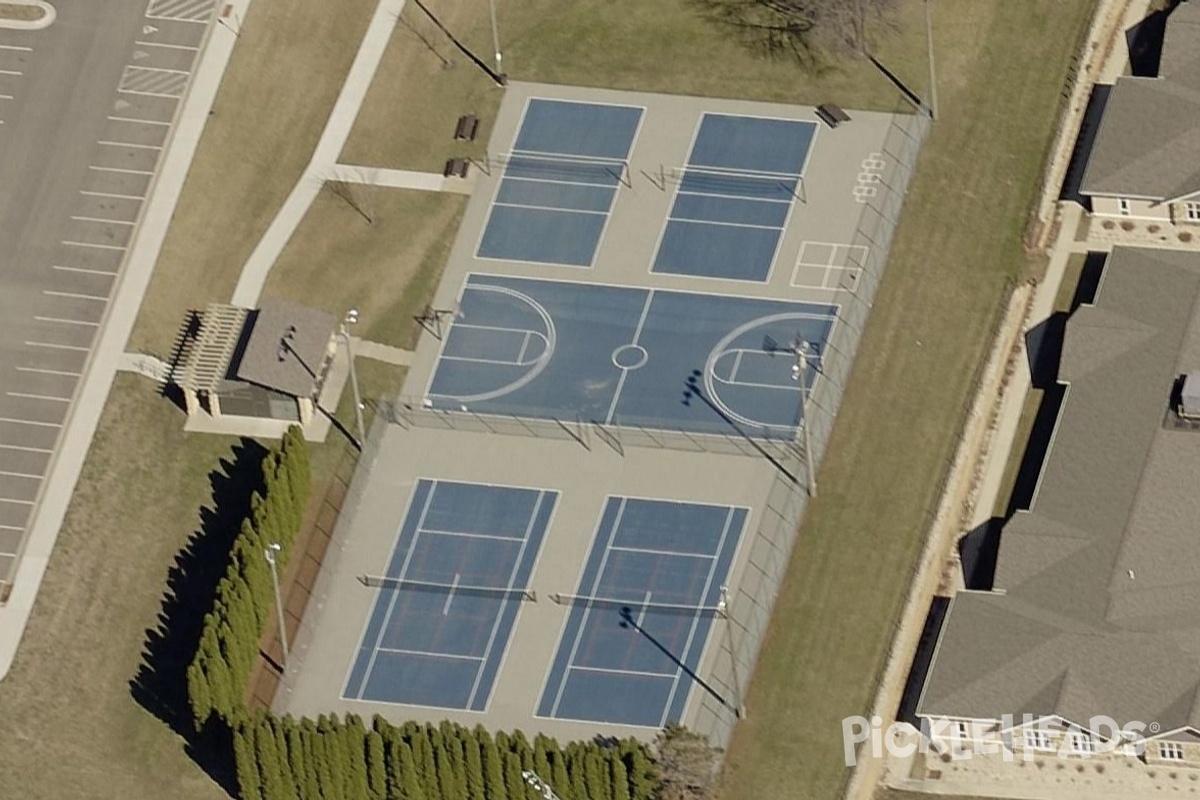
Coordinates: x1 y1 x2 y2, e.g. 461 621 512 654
454 114 480 142
816 103 851 129
443 158 470 179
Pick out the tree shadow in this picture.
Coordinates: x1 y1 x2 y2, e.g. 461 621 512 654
129 436 270 797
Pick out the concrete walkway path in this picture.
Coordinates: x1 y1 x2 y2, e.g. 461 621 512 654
0 0 251 679
328 163 473 194
353 338 414 366
231 0 408 307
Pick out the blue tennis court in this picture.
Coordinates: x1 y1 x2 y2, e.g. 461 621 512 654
653 114 817 282
536 497 747 727
427 275 835 438
477 99 644 267
343 480 555 711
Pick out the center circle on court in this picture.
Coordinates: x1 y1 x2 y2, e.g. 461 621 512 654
612 344 649 370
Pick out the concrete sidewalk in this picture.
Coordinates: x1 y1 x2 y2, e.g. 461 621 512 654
231 0 409 307
0 0 253 679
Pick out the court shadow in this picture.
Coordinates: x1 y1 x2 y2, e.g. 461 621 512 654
617 607 736 716
128 437 269 797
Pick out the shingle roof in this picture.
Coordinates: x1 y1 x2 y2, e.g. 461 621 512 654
1079 1 1200 201
232 296 336 397
918 248 1200 731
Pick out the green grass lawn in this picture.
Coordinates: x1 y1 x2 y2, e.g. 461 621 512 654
263 188 466 348
716 2 1098 799
341 0 932 172
128 0 377 355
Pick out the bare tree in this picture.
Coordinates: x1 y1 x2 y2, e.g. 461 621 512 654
655 725 722 800
326 167 378 226
690 0 898 66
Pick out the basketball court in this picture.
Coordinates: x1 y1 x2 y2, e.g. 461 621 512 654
426 274 835 437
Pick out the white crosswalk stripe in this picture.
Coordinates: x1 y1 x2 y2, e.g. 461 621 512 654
145 0 217 22
120 66 189 98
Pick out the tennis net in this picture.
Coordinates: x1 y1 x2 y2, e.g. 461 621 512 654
549 592 725 617
359 574 537 602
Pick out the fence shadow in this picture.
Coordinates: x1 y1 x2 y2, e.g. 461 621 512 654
128 437 269 797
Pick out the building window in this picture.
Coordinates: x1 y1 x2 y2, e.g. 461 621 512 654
1117 198 1132 216
1159 742 1185 762
1186 202 1200 222
1068 733 1095 755
1024 729 1052 751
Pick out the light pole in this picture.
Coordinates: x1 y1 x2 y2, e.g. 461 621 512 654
925 0 939 120
488 0 504 81
340 307 366 449
718 585 745 719
791 339 817 497
522 771 561 800
264 542 289 666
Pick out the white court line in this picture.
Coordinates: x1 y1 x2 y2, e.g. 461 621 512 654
568 664 676 680
0 444 52 454
98 140 162 151
35 316 99 327
16 366 79 377
418 527 522 543
0 45 32 51
607 544 716 559
44 290 109 301
107 116 170 126
71 215 136 226
24 341 89 352
88 165 153 175
61 241 125 252
604 292 655 424
52 264 117 276
80 190 145 201
134 40 197 50
373 646 484 662
441 573 461 615
0 417 60 428
666 215 783 233
492 200 608 217
6 393 68 402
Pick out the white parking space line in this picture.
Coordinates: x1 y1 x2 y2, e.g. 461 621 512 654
16 366 80 377
0 498 34 505
0 94 12 100
24 341 90 352
0 525 24 531
135 40 197 51
62 240 126 251
34 316 99 327
70 215 137 225
0 444 52 454
0 417 60 428
0 45 32 51
108 115 170 126
88 165 155 175
80 190 145 201
53 264 118 276
0 70 22 76
98 140 162 151
43 289 109 301
5 393 68 404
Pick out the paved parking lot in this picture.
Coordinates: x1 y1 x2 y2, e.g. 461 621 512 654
0 0 215 586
